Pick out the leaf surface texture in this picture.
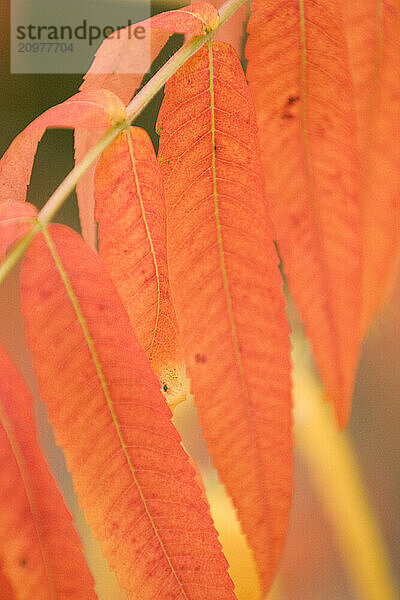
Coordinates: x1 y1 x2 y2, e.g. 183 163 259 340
157 41 293 592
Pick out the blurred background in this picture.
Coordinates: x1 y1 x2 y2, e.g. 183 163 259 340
0 1 398 599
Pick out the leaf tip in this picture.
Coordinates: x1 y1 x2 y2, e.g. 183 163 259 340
159 363 190 410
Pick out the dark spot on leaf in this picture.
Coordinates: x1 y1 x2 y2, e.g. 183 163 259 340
282 95 300 119
19 557 27 567
195 353 207 364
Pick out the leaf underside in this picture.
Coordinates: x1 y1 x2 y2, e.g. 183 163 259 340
158 41 293 592
20 224 235 600
246 0 363 426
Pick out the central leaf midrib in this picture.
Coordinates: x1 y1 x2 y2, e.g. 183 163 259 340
125 127 161 361
41 225 189 600
207 41 269 499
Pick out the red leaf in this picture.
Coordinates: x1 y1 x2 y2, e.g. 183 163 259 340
341 0 400 333
0 89 125 207
0 202 38 261
94 126 184 406
0 343 97 599
246 0 362 426
157 41 293 592
20 224 235 600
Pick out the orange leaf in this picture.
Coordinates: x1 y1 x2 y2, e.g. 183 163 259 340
157 41 293 593
77 3 219 246
341 0 400 333
20 224 235 600
0 89 125 207
81 3 220 104
94 126 184 406
0 202 37 262
246 0 362 427
0 568 16 600
0 343 97 599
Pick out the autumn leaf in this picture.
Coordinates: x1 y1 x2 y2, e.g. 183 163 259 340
157 41 293 593
0 89 125 208
0 343 97 600
94 126 185 407
0 202 37 262
20 224 235 600
77 2 219 246
81 2 220 104
246 0 362 427
341 0 400 334
0 568 16 600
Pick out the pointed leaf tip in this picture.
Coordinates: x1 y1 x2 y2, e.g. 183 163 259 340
246 0 363 427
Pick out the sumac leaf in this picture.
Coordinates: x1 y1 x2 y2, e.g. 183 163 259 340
20 224 235 600
0 343 97 599
157 41 293 592
94 127 184 406
246 0 362 426
341 0 400 333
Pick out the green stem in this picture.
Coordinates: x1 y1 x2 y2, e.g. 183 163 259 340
0 0 247 286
